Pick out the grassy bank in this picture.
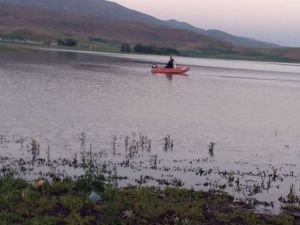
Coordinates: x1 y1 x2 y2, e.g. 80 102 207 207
179 49 298 63
0 176 298 225
0 41 121 54
0 43 32 52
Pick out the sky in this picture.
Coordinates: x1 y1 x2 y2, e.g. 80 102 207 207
109 0 300 47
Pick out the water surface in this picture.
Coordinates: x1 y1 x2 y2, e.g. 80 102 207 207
1 50 300 213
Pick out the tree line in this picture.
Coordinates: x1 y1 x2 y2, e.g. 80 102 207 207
57 38 77 47
121 43 178 55
54 38 178 55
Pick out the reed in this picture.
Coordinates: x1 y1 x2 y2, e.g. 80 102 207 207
208 142 215 157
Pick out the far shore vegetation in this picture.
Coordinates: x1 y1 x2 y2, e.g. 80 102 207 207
0 34 299 63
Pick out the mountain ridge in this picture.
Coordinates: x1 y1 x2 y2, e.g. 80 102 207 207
165 19 280 48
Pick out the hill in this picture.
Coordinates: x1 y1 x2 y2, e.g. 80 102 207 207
0 2 233 51
0 0 166 26
0 5 232 51
0 0 300 62
0 0 279 49
165 19 280 49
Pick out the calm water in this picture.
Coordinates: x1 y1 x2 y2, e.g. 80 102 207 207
1 49 300 213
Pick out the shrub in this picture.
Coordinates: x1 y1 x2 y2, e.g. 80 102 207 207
57 38 78 47
120 43 131 52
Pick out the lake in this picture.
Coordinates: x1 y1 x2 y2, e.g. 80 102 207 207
1 49 300 213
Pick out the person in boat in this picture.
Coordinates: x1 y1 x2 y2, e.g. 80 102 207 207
165 56 175 68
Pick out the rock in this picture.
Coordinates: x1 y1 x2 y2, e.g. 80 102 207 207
88 191 102 204
32 180 45 188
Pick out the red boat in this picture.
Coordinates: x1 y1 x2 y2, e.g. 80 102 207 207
151 65 190 74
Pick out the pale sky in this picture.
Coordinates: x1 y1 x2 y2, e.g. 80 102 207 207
109 0 300 47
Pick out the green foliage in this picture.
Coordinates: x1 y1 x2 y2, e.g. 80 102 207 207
61 194 85 212
51 178 74 194
179 48 294 63
75 148 106 193
101 166 120 225
57 38 78 47
102 185 120 225
0 176 28 205
273 213 294 225
0 176 28 192
120 43 131 52
243 212 261 225
0 176 299 225
89 37 107 43
215 212 232 224
64 211 90 225
134 43 178 55
27 216 60 225
0 30 34 41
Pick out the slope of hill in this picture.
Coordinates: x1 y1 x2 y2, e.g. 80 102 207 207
0 0 166 26
0 3 232 51
165 19 280 48
206 30 280 48
1 0 300 62
0 0 280 49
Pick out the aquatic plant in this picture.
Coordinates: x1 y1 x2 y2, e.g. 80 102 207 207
112 135 117 155
235 177 241 192
163 135 174 151
208 142 215 157
227 171 235 186
29 139 40 161
1 132 300 217
125 136 129 151
251 184 261 195
272 167 278 181
287 184 298 205
79 132 86 146
46 145 51 163
151 154 158 170
77 145 105 193
0 135 7 144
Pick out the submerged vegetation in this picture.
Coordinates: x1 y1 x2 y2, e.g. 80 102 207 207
208 142 215 157
1 132 300 224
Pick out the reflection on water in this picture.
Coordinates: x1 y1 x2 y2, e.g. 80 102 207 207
1 50 300 213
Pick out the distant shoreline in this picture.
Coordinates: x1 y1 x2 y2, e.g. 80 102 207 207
1 42 300 64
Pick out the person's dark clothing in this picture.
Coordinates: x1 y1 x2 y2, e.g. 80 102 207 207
165 58 175 68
